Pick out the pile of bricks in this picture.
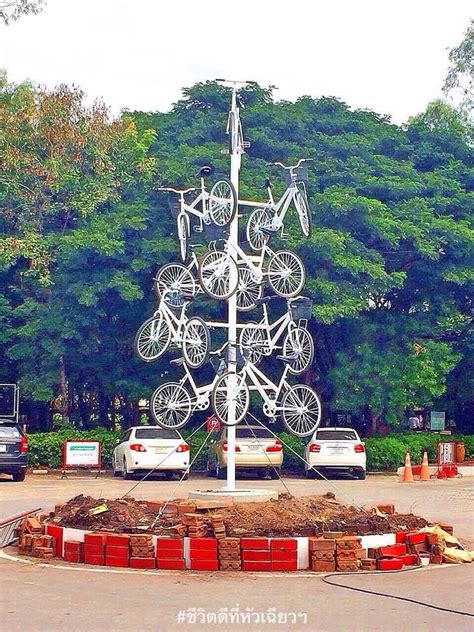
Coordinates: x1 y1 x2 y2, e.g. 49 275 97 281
336 535 364 572
189 538 218 571
63 540 83 563
211 514 226 539
84 533 107 566
156 537 185 570
130 534 155 569
17 516 57 560
105 534 130 568
182 513 208 538
218 537 241 570
309 536 336 572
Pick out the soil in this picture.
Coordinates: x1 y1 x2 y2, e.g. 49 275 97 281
52 493 429 537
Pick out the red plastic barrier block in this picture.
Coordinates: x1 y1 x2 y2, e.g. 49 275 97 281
106 534 130 547
45 525 63 557
190 549 218 561
84 543 104 556
242 560 272 572
270 538 297 551
130 557 156 569
189 538 218 551
189 559 219 571
156 558 185 570
271 549 298 562
379 544 406 557
84 533 107 547
400 554 419 566
105 555 129 568
406 532 425 545
377 558 403 571
242 550 271 562
63 551 83 563
271 561 297 571
156 548 184 560
241 537 269 550
106 545 129 558
395 531 414 544
84 553 104 566
156 538 183 551
64 540 83 553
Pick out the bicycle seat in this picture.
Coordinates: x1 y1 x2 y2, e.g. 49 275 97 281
263 177 272 189
170 358 185 366
196 165 214 178
255 296 277 306
182 293 195 302
189 244 201 250
260 225 279 235
276 354 298 364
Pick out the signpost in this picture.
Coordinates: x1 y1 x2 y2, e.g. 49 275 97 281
61 440 102 478
0 384 19 421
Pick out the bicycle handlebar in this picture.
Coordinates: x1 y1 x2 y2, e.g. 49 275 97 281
157 186 199 195
272 158 313 170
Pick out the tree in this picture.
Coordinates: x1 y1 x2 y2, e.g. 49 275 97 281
0 0 44 24
443 19 473 121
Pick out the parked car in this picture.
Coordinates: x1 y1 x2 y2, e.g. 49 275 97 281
0 421 28 482
304 427 366 479
206 424 283 479
112 426 190 480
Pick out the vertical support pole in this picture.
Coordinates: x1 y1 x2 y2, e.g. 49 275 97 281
223 87 241 492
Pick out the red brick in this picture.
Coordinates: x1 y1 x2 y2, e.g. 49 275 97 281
63 551 83 563
312 550 336 561
105 555 129 568
189 559 219 571
336 536 361 551
45 525 63 557
156 558 185 570
240 537 269 550
84 553 104 566
156 538 183 551
271 561 297 571
400 554 420 566
379 544 406 557
242 560 271 572
156 548 184 560
323 532 344 539
271 549 298 562
309 538 336 552
84 543 105 556
336 561 359 572
378 558 403 571
312 560 336 572
395 531 414 543
84 533 107 547
106 534 130 547
106 545 129 558
190 549 217 561
375 503 395 515
64 540 83 553
406 532 425 545
130 557 156 569
189 538 218 551
270 538 297 550
242 550 271 562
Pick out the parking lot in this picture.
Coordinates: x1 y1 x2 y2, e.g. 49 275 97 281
1 473 473 630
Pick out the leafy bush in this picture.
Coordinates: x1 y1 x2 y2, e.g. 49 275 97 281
27 428 473 472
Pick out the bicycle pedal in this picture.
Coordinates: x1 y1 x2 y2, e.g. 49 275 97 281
242 141 251 148
193 226 203 233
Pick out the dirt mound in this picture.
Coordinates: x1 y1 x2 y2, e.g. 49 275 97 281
52 492 428 537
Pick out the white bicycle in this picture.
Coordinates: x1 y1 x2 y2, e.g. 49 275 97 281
239 296 314 374
159 167 237 262
245 159 312 251
198 238 305 302
134 297 210 369
211 361 321 437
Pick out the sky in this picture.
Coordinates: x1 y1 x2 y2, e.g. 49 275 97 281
0 0 471 123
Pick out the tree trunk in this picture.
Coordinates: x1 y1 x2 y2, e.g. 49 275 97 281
371 411 381 435
58 355 69 424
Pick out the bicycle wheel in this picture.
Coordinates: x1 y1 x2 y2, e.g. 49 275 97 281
246 207 273 251
294 185 312 238
209 179 237 226
281 385 321 437
177 213 189 262
154 263 196 308
282 327 314 375
182 317 210 369
267 250 305 298
198 250 239 300
236 267 263 311
212 372 250 426
134 314 171 363
150 383 192 429
239 323 266 364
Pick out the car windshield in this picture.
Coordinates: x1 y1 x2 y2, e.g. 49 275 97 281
0 425 21 439
236 427 273 439
316 430 357 441
135 428 180 440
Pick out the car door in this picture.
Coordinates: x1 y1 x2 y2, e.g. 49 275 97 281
114 430 131 468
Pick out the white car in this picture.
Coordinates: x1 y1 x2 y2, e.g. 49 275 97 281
304 427 366 480
113 426 190 480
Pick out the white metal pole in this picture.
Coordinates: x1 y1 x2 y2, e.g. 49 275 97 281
224 86 241 491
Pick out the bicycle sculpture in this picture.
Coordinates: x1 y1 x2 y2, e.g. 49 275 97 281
135 80 322 488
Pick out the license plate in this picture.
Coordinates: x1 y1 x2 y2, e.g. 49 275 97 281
330 448 345 454
0 445 6 452
248 445 261 452
154 447 168 454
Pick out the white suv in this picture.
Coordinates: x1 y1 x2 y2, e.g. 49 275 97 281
304 427 366 480
113 426 190 480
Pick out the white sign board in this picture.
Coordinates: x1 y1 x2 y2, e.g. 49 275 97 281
62 441 101 468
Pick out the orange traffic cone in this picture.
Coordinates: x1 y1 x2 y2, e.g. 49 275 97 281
400 451 415 482
420 451 430 481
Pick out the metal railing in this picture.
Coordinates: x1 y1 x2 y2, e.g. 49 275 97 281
0 508 42 548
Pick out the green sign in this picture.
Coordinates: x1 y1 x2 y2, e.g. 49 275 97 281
430 411 445 431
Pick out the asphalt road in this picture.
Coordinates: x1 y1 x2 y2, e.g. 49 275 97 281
1 474 473 631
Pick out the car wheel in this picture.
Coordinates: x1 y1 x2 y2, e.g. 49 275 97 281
216 462 227 480
112 457 121 477
12 470 26 482
181 472 189 481
305 469 314 479
269 468 280 480
258 468 270 479
164 471 174 480
122 459 133 480
357 470 366 480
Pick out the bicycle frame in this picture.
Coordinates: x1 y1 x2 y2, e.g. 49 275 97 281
241 361 292 417
155 299 189 346
177 360 222 410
